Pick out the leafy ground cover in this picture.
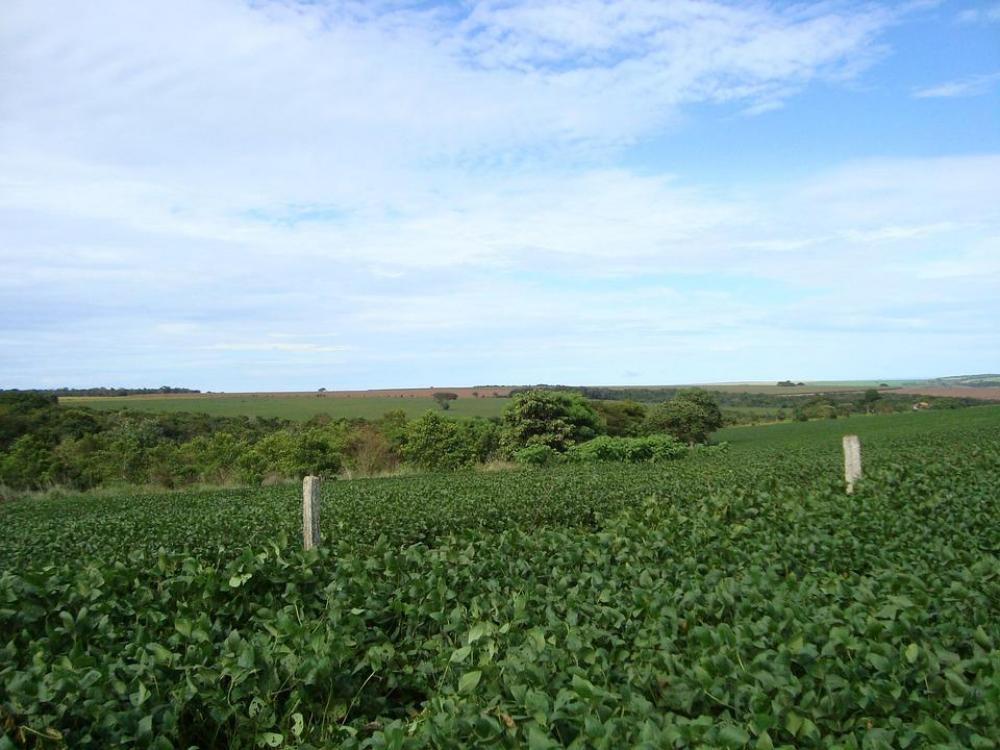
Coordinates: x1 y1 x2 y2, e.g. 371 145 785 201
1 407 999 748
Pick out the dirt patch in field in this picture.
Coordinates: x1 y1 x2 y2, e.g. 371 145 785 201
893 386 1000 401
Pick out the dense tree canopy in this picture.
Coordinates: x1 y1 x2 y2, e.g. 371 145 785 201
500 390 603 452
643 388 723 444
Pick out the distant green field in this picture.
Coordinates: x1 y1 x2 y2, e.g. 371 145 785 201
715 403 1000 447
63 394 509 421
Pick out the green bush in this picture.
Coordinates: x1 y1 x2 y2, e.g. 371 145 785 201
237 429 343 484
643 388 723 444
566 435 686 463
403 412 474 470
501 390 603 453
589 399 647 436
0 435 56 490
512 444 562 466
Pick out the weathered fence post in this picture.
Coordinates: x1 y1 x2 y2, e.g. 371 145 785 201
843 435 862 494
302 475 321 550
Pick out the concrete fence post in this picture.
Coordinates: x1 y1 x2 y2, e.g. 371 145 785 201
843 435 862 494
303 475 321 550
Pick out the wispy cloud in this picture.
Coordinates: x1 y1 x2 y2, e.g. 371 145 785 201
203 343 353 354
912 71 1000 98
957 3 1000 24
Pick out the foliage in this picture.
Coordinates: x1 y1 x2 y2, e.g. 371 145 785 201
237 428 345 484
565 434 686 463
1 407 998 748
794 397 839 421
588 399 646 437
432 393 459 411
643 388 723 444
401 413 483 470
512 444 562 466
401 415 501 471
0 436 56 490
500 390 603 453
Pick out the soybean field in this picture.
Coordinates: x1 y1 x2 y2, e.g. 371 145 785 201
1 407 999 748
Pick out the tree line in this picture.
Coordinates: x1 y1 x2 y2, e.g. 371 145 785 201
0 389 724 496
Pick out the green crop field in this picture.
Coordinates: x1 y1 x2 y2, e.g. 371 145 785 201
61 394 509 421
2 407 999 749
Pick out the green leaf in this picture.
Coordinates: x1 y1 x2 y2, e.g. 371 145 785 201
755 731 775 750
571 673 598 698
458 670 482 694
248 697 265 718
718 725 750 747
291 712 304 739
905 643 919 663
527 726 556 750
229 573 251 588
468 623 490 643
918 718 951 744
149 642 173 664
129 684 149 708
450 645 472 664
785 712 803 737
256 732 283 748
527 627 547 651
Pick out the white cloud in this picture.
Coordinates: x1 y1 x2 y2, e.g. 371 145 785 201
1 0 894 180
203 342 354 353
957 3 1000 23
912 71 1000 98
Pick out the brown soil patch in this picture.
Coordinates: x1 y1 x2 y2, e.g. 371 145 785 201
314 387 514 398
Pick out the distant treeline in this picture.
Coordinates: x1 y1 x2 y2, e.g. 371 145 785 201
0 389 718 495
508 384 990 409
4 386 201 397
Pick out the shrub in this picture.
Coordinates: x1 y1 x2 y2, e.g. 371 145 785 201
512 444 562 466
643 389 723 444
589 399 647 437
237 429 343 484
501 390 603 453
567 435 686 463
403 412 473 470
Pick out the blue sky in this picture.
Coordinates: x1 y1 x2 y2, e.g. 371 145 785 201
1 0 998 390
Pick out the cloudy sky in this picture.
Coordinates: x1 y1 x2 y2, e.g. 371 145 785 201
2 0 998 390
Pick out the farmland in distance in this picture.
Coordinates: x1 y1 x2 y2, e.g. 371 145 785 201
58 380 920 422
62 392 511 421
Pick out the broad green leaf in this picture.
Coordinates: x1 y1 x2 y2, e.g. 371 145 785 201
458 670 482 694
718 725 750 747
468 623 490 643
256 732 283 748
